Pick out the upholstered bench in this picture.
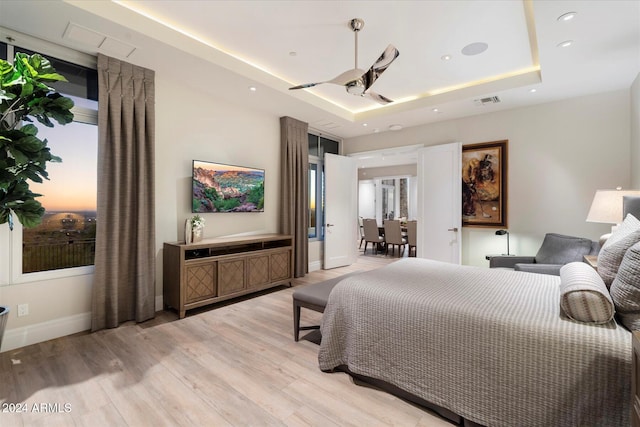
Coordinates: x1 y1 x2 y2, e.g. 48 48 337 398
292 271 361 341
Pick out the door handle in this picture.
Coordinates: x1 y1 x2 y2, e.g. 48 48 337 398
447 227 458 232
327 223 334 227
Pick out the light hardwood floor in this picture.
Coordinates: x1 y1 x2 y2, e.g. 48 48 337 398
0 250 453 427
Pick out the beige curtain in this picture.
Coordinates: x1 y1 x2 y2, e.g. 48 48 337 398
280 117 309 278
92 54 156 331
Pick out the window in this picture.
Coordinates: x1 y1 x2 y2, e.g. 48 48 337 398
308 133 340 240
22 120 97 273
381 178 409 220
1 40 98 279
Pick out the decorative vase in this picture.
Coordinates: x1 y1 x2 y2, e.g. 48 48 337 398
185 219 192 244
192 226 203 243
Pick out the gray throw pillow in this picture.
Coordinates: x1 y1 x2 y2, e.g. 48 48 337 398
610 241 640 330
559 262 614 324
598 214 640 288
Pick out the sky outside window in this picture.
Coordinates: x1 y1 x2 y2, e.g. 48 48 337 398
29 120 98 212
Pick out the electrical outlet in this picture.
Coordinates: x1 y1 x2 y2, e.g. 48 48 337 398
17 304 29 317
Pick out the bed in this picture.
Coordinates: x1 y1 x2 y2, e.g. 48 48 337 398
318 258 631 427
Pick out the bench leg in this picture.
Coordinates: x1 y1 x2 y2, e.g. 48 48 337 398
293 300 301 342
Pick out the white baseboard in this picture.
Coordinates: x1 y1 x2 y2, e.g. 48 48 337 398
1 312 91 353
1 297 166 353
308 260 322 272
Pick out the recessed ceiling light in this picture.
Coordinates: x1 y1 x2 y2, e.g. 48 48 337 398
557 12 577 22
432 108 439 112
529 88 537 93
373 128 380 133
557 40 573 48
248 86 257 92
362 123 368 127
461 42 488 56
389 124 403 131
441 54 451 61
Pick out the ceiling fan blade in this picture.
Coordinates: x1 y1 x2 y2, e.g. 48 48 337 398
366 91 394 105
289 82 324 90
290 68 366 90
362 44 400 91
329 69 366 86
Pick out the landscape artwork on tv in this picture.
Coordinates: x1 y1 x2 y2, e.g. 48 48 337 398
192 160 265 213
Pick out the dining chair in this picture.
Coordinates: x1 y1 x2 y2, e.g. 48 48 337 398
358 216 365 248
362 218 384 254
383 220 407 256
406 220 417 257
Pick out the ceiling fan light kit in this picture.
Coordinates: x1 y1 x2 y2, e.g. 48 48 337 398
289 18 399 104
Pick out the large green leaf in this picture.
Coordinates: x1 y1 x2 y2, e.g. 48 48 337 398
0 199 46 228
0 52 73 229
0 180 39 204
50 94 74 110
20 123 38 136
8 146 28 165
24 53 68 83
0 60 23 88
12 199 45 228
28 94 74 126
16 134 45 153
19 81 34 98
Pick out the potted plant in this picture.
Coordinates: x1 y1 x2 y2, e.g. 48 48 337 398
188 214 205 243
0 52 74 348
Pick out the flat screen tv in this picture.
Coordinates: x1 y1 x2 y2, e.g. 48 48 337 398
192 160 265 213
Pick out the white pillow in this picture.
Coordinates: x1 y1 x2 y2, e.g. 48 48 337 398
559 262 615 324
598 214 640 288
610 241 640 330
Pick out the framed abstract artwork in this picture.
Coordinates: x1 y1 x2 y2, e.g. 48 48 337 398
462 140 508 227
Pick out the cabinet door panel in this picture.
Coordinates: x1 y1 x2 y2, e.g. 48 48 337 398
185 262 217 303
218 259 245 296
247 255 270 288
270 250 291 281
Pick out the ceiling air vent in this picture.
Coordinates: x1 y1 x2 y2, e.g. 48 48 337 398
474 96 501 106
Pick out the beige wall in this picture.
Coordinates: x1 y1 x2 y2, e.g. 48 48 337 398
0 65 282 352
345 90 631 266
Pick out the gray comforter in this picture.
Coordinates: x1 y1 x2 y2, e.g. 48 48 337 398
318 258 631 427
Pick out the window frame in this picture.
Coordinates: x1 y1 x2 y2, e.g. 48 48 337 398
308 156 323 241
10 112 98 284
0 31 98 286
307 130 341 242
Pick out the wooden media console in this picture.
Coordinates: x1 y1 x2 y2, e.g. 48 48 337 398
163 233 293 318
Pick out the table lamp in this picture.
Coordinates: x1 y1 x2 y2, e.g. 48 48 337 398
495 229 510 255
586 187 640 244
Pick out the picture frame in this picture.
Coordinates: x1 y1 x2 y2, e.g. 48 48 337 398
462 140 508 227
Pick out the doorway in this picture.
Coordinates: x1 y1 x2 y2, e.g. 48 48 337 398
358 176 416 224
350 143 462 264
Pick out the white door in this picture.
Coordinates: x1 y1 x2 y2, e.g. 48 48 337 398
417 142 462 263
324 153 357 269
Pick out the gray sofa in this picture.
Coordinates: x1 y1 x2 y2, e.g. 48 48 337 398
489 233 600 275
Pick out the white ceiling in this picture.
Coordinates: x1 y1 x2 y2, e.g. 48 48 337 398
1 0 638 140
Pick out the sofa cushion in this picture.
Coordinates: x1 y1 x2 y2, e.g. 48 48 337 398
598 214 640 288
514 263 563 275
535 233 594 264
559 262 614 324
610 241 640 331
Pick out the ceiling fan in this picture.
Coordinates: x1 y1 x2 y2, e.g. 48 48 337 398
289 18 400 104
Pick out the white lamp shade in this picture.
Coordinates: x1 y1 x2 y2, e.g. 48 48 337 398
586 189 640 224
